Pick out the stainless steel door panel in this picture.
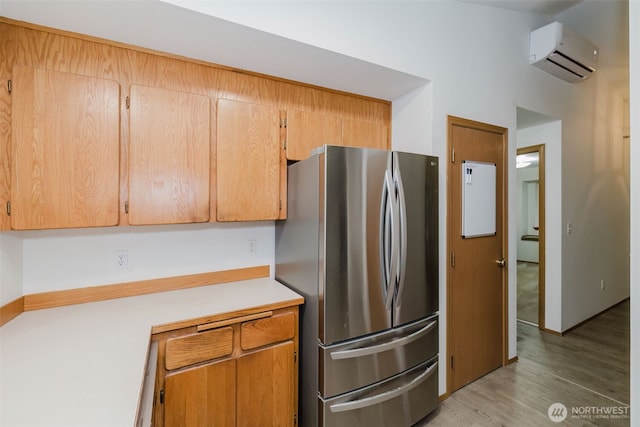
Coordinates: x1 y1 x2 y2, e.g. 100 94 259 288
322 146 393 345
319 315 438 398
320 357 439 427
392 152 439 327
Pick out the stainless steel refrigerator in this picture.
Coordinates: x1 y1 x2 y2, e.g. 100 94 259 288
275 145 439 427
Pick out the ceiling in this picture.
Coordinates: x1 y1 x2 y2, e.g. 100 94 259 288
464 0 581 15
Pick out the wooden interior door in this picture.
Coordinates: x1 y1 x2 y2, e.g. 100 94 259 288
236 342 295 427
285 109 341 160
447 116 508 393
342 118 388 150
128 84 210 225
10 66 120 229
216 98 282 221
164 359 236 427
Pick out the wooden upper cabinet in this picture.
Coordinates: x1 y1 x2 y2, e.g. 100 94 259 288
216 98 282 221
342 118 389 150
10 66 120 230
128 84 210 225
285 110 341 161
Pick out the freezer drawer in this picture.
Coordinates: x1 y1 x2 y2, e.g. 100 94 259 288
320 356 439 427
319 315 438 398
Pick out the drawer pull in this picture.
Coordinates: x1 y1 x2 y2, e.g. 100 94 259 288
330 320 436 360
329 361 437 413
197 311 273 332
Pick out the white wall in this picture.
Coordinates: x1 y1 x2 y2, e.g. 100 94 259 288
629 0 638 421
517 121 563 332
0 0 630 397
0 232 22 305
559 76 630 330
20 223 275 294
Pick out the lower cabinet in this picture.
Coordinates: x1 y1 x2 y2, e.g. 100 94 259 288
237 342 295 427
164 359 236 427
152 307 298 427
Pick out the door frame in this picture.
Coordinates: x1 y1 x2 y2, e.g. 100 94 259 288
446 115 509 395
516 144 546 330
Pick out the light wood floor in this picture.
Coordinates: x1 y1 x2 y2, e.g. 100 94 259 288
517 261 539 325
419 300 630 426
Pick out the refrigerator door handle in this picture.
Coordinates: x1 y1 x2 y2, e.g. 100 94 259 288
380 171 391 306
382 169 398 310
394 165 408 306
329 319 437 360
328 360 438 413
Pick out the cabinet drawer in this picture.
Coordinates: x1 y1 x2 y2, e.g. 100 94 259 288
241 312 295 350
165 327 233 370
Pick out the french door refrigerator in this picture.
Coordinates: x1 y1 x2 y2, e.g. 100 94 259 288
275 145 439 427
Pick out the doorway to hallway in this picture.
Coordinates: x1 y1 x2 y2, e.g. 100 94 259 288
516 145 545 329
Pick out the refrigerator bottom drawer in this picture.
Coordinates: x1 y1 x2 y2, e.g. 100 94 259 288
319 356 438 427
321 315 438 398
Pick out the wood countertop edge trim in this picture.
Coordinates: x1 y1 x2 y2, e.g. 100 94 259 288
150 299 303 334
12 265 270 314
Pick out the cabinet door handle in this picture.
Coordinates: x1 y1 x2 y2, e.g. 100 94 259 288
197 311 273 332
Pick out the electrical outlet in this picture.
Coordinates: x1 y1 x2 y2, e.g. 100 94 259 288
248 239 257 255
115 250 128 270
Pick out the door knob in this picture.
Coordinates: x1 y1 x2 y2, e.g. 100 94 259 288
495 258 507 267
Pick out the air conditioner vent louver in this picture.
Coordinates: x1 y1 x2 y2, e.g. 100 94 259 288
529 22 598 83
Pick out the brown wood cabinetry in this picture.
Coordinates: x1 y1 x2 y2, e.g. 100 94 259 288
342 118 388 150
152 307 298 427
285 109 342 161
285 111 389 161
216 98 284 221
0 19 390 229
128 84 211 225
9 65 120 229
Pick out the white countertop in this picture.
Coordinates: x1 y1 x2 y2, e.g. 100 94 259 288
0 278 302 427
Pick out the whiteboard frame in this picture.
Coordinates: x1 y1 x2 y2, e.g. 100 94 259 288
461 160 496 238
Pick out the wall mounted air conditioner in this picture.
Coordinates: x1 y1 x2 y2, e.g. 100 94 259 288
529 21 598 83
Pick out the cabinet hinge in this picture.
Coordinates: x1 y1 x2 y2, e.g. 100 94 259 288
451 356 454 369
280 118 287 128
451 148 455 163
293 351 297 363
7 80 12 94
159 389 164 404
450 252 455 268
125 96 130 109
124 201 129 214
294 414 298 426
279 199 282 211
6 201 10 216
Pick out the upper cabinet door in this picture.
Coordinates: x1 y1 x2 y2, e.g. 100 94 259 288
216 98 282 222
285 110 341 161
129 84 210 225
10 66 120 230
342 118 389 150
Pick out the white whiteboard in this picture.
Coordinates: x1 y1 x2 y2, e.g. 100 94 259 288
462 160 496 238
